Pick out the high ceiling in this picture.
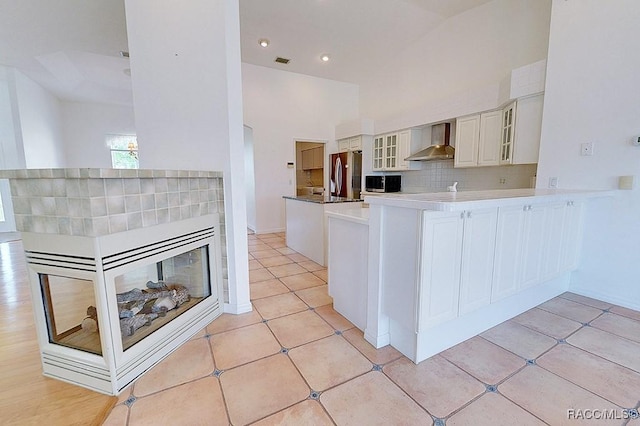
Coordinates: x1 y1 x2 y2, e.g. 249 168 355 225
0 0 492 105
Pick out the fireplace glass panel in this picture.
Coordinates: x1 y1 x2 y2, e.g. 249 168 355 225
39 274 102 355
116 245 211 351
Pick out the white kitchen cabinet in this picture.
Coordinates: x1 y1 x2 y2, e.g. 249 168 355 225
454 111 501 168
500 102 516 165
541 202 567 280
384 133 399 169
492 201 553 301
519 203 548 290
338 136 363 153
373 136 384 170
454 115 480 168
491 205 526 302
419 212 464 329
478 110 502 166
561 200 584 271
349 136 362 151
513 94 544 164
500 94 544 165
366 190 605 363
419 207 498 329
458 208 499 315
373 129 421 171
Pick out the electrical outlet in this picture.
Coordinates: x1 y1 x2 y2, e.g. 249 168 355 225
549 177 558 188
581 142 594 156
499 178 506 185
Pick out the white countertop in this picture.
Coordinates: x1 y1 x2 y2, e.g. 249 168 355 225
364 188 614 211
325 207 370 225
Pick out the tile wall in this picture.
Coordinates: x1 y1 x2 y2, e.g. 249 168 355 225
398 161 537 193
0 168 229 302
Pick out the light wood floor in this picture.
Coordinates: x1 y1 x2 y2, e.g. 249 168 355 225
0 238 116 426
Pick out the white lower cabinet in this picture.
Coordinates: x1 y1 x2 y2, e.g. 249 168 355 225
458 208 499 315
541 202 567 280
418 212 464 329
492 200 583 302
519 203 548 290
491 205 525 301
419 208 498 329
561 200 584 271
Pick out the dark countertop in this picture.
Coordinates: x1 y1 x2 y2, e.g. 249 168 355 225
283 195 364 204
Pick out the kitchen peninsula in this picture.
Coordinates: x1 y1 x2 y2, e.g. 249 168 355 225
330 188 612 364
284 195 362 266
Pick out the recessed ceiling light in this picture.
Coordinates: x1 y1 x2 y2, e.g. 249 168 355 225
320 54 330 62
259 38 270 48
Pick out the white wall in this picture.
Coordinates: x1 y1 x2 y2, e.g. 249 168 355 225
125 0 250 314
536 0 640 309
61 102 135 168
244 125 256 231
242 63 360 233
13 70 64 168
359 0 551 123
0 67 24 170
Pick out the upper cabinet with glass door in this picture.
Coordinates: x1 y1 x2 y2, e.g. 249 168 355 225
499 94 544 165
500 102 516 165
372 129 422 171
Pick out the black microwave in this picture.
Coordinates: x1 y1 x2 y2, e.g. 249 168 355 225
365 175 401 193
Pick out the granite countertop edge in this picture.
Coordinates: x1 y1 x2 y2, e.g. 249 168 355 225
283 195 364 204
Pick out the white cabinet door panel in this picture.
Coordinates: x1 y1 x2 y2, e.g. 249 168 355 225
478 111 502 166
542 202 566 280
454 115 480 168
459 208 498 315
561 201 584 270
492 205 525 302
513 94 543 164
519 204 548 289
419 212 464 329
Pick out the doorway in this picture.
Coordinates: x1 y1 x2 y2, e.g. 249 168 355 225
295 141 325 196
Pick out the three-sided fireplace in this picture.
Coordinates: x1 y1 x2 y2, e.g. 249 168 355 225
23 214 223 395
1 168 227 395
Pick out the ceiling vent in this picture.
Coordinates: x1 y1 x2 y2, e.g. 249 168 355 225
274 57 290 64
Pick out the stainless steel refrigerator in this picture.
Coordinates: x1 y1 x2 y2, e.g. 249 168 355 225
330 151 362 199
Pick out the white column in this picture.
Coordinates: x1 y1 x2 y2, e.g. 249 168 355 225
124 0 250 314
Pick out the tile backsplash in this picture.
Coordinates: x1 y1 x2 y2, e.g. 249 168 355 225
398 161 537 193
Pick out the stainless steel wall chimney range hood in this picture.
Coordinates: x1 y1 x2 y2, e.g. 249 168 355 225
405 123 454 161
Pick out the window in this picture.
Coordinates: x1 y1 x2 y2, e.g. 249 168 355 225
107 134 139 169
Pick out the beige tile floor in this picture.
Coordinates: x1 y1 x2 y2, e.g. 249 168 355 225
39 231 640 425
99 232 640 425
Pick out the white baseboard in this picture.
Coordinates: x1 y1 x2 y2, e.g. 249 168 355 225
223 302 253 314
567 285 640 312
255 227 285 235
